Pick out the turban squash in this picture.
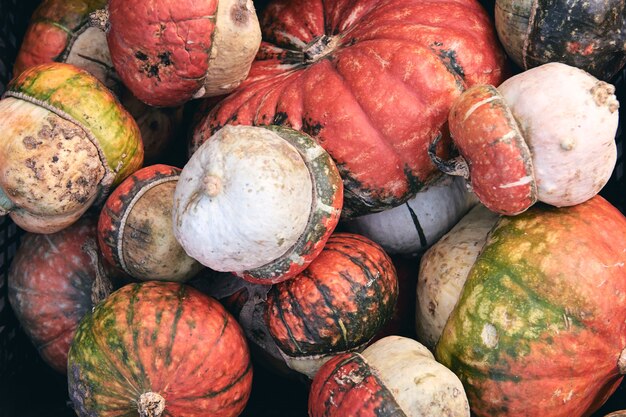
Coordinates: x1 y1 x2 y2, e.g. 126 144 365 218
192 0 507 217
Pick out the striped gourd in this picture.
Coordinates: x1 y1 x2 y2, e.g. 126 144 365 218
68 281 252 417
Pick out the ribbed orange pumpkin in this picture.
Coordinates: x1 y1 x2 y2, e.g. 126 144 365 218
68 281 253 417
193 0 506 217
265 232 398 377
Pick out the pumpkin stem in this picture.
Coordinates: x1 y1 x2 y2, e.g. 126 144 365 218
619 347 626 374
304 35 341 64
138 392 165 417
89 7 110 32
0 188 15 216
203 175 222 197
428 133 470 179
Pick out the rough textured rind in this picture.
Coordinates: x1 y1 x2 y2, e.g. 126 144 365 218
12 0 184 164
309 336 469 417
265 233 398 376
107 0 261 107
495 0 626 81
448 84 536 215
6 63 143 186
7 216 97 374
68 281 253 417
436 196 626 417
0 100 106 233
192 0 507 217
98 164 203 282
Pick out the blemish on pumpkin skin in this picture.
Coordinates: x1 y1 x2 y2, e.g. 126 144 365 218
22 136 39 149
134 51 149 61
231 2 250 25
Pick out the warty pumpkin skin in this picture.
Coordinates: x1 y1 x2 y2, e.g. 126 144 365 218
265 232 398 377
68 281 252 417
309 336 470 417
495 0 626 81
106 0 262 107
13 0 184 165
192 0 507 217
0 63 144 233
8 215 104 374
435 196 626 417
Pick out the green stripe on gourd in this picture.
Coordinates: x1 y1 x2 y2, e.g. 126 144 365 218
5 63 143 193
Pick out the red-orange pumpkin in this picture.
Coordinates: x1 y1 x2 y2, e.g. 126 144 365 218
265 232 398 377
7 215 105 374
68 281 252 417
193 0 507 216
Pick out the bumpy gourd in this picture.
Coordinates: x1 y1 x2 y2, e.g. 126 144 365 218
0 63 143 233
104 0 262 106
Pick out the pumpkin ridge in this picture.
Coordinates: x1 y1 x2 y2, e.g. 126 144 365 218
273 292 305 354
334 1 383 35
324 60 407 176
125 284 152 391
163 285 187 369
207 70 305 136
324 244 393 340
167 314 231 391
251 80 290 125
174 361 253 401
273 273 327 348
327 245 388 317
310 278 352 350
79 309 143 399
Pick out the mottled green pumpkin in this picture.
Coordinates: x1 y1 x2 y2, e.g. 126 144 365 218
435 196 626 417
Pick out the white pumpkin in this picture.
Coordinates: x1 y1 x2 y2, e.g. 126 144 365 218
497 62 619 207
416 204 499 350
173 124 343 284
344 175 478 256
309 335 470 417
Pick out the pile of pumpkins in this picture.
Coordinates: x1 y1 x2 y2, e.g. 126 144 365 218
2 0 626 416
